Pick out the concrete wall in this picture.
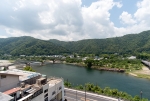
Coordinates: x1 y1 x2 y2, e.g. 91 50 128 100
48 80 64 101
32 94 44 101
61 83 64 101
0 75 19 92
43 83 49 101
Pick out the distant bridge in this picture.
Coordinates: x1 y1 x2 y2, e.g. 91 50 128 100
0 63 15 70
0 59 57 70
141 60 150 69
0 60 37 70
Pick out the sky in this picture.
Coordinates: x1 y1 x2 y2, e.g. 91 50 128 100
0 0 150 41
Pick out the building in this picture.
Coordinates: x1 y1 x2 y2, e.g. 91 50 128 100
0 69 64 101
128 56 136 59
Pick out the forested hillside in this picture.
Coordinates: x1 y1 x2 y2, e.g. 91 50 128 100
50 30 150 54
0 30 150 56
0 36 70 56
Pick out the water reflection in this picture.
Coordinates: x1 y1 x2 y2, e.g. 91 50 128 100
85 67 94 73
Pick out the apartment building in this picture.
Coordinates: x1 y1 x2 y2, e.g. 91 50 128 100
0 69 64 101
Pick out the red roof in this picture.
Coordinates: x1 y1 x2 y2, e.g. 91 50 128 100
3 87 20 95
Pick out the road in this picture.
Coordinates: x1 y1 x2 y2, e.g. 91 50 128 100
64 88 119 101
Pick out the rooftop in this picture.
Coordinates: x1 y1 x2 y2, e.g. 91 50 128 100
48 77 62 87
0 92 13 101
3 87 20 95
0 68 63 100
20 84 32 91
26 85 41 94
0 69 41 81
0 71 22 76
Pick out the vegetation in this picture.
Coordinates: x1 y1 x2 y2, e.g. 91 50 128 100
23 66 35 72
94 58 142 71
64 81 148 101
66 57 82 63
0 36 70 56
66 54 143 71
137 53 150 60
84 59 94 68
0 30 150 56
50 30 150 55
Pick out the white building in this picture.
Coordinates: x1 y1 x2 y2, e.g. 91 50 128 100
128 56 136 59
0 69 64 101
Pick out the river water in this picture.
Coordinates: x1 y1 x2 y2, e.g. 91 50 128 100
32 63 150 99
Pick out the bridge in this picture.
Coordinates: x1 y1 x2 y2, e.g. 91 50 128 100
0 59 60 70
0 63 15 70
141 60 150 69
0 60 37 70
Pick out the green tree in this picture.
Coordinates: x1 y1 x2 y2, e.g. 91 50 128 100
23 66 35 72
84 59 94 68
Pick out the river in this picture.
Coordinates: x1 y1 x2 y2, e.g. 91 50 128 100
32 63 150 99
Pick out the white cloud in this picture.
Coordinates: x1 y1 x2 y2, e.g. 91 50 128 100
119 11 136 25
0 0 150 41
117 0 150 36
0 0 122 41
134 0 150 25
114 2 122 8
81 0 121 38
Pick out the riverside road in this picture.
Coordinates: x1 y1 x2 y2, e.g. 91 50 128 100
64 88 119 101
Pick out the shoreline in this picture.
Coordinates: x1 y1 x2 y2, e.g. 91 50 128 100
65 63 125 72
65 62 150 80
128 73 138 77
127 66 150 79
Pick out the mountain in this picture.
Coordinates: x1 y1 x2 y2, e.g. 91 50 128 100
0 36 70 56
0 30 150 56
49 30 150 54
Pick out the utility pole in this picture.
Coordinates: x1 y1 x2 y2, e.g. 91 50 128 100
76 89 77 101
85 85 86 101
76 84 78 101
54 82 56 100
140 90 143 100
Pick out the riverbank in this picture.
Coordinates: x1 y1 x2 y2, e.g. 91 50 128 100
92 66 125 72
128 66 150 79
65 63 125 72
65 62 150 80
